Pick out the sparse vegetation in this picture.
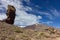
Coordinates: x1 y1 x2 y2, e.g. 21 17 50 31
0 22 60 40
14 27 24 33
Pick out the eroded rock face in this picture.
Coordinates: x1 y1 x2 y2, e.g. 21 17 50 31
1 5 16 24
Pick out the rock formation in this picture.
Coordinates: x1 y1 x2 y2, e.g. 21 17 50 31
1 5 16 24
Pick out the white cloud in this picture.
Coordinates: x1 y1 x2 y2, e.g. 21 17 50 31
0 13 7 20
0 0 42 27
14 10 42 26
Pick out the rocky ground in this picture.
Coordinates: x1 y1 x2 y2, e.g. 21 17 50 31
0 22 60 40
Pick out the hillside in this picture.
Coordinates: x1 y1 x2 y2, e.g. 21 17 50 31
0 22 60 40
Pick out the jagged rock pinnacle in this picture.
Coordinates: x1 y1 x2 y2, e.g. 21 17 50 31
0 5 16 24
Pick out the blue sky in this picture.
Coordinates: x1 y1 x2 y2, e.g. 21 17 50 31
0 0 60 28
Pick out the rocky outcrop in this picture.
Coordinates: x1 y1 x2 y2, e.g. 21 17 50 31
0 5 16 24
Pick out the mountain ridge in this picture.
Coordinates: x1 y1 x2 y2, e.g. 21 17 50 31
0 22 60 40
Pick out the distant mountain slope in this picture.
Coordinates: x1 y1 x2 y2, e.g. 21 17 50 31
0 22 60 40
25 23 52 31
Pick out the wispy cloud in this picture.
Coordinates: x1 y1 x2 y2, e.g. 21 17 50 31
41 21 53 26
38 9 60 20
23 0 30 3
0 0 42 27
50 9 60 17
38 11 53 20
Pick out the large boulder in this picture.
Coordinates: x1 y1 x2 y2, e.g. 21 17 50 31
1 5 16 24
